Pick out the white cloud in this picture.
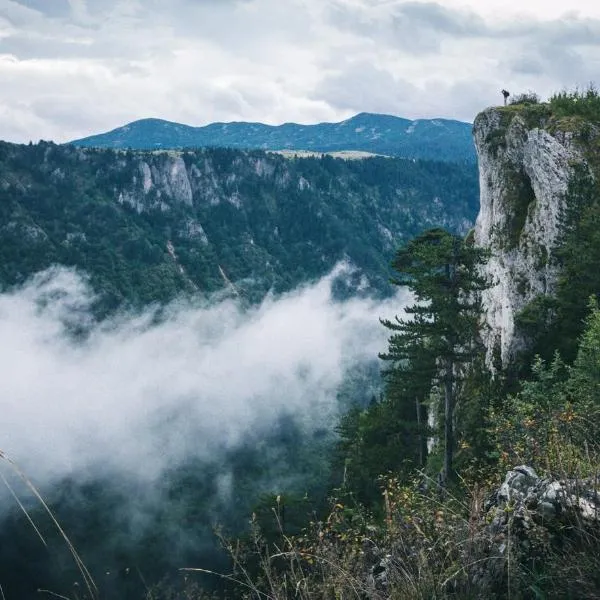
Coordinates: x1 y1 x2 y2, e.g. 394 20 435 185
0 265 408 488
1 0 600 142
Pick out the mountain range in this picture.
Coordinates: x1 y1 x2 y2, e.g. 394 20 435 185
70 112 476 163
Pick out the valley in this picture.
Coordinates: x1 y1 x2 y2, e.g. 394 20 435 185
2 92 600 600
3 0 600 597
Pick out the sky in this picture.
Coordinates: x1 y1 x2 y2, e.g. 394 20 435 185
1 0 600 142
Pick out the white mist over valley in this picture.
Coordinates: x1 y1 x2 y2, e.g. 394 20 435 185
1 264 408 489
3 1 600 596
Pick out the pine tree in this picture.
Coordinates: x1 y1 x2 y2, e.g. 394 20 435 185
381 228 488 482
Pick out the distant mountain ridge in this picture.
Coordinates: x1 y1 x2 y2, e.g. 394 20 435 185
70 112 476 163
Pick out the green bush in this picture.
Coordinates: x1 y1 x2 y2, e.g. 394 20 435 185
549 84 600 122
509 92 540 106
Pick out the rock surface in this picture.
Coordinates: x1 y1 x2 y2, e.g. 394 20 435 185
474 465 600 594
339 465 599 598
473 107 590 366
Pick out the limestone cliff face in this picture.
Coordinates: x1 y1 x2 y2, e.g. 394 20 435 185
473 106 590 366
118 152 315 213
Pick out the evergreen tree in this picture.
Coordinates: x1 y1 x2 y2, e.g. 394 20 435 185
570 297 600 404
381 228 488 482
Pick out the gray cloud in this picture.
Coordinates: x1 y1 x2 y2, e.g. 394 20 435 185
325 1 486 55
394 1 486 36
503 46 588 82
315 60 500 121
1 0 600 141
503 15 600 46
0 265 406 487
508 55 545 76
315 62 418 114
385 1 488 54
12 0 71 18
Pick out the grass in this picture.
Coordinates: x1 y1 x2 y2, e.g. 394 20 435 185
0 449 98 600
163 422 600 600
160 475 494 599
2 410 598 600
549 85 600 123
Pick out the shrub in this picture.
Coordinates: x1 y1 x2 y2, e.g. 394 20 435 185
550 84 600 122
509 92 540 106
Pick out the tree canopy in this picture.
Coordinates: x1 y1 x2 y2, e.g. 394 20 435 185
381 228 488 482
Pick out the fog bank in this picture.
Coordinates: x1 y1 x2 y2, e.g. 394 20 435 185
1 265 408 487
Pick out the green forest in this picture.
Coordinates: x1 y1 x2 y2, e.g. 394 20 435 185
208 88 600 600
0 142 478 312
1 89 600 600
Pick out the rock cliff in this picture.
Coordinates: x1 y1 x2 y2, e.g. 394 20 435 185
473 105 594 366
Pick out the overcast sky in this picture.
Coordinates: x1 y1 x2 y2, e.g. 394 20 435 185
1 0 600 142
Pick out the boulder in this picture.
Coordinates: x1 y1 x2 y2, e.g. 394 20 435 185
473 465 600 595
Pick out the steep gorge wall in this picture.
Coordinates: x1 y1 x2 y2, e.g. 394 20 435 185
0 142 478 307
473 106 592 366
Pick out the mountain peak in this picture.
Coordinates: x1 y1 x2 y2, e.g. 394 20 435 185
70 113 476 163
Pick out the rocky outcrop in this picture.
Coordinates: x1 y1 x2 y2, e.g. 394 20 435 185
473 465 600 594
358 464 600 599
473 107 591 366
119 152 312 211
119 154 193 211
496 466 600 520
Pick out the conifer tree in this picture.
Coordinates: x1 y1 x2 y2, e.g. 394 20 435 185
381 228 488 482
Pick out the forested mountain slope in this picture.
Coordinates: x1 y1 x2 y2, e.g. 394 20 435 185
0 141 478 311
0 138 479 599
70 112 476 163
3 93 600 600
311 90 600 600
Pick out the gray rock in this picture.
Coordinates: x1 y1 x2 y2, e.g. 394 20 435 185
474 465 600 594
473 107 592 367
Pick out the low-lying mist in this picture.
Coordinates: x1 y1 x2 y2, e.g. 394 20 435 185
1 264 407 489
0 264 411 596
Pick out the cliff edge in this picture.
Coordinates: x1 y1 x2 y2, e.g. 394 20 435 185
473 103 597 366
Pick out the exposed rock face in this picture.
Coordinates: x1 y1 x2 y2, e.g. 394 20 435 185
473 465 600 594
493 465 600 522
121 155 194 210
359 465 600 599
473 107 589 366
120 152 316 211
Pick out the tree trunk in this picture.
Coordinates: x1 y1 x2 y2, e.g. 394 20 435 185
416 397 426 467
443 359 454 483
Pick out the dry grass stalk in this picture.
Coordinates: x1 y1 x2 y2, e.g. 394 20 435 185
0 449 98 600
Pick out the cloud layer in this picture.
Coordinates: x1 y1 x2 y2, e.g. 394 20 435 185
0 265 407 488
1 0 600 142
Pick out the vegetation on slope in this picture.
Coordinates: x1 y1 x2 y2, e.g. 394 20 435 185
0 141 479 598
0 141 478 312
70 112 477 164
186 89 600 599
205 252 600 600
2 90 600 599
